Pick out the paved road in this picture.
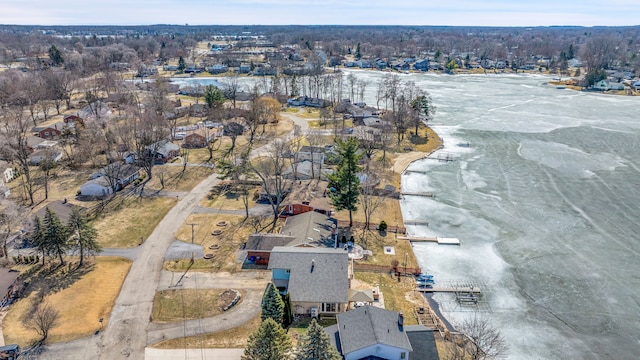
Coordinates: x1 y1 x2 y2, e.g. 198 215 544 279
144 348 243 360
40 173 222 360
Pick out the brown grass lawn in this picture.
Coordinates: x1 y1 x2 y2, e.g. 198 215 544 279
93 197 177 248
2 257 131 346
199 184 260 210
351 230 420 270
151 289 245 323
353 272 421 326
152 314 261 349
165 213 253 273
144 164 214 193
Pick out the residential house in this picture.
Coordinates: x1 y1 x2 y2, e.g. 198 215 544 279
0 344 20 360
25 136 46 152
31 123 65 140
633 80 640 90
362 117 392 129
239 63 251 73
206 64 228 74
267 246 349 317
182 128 217 148
296 146 325 164
287 96 327 108
593 80 625 91
147 141 180 164
0 161 13 198
80 163 141 197
568 58 582 68
283 160 331 181
413 59 429 71
28 149 62 166
246 211 337 265
0 160 14 183
325 306 414 360
63 115 85 128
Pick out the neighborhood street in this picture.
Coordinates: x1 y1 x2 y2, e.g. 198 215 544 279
40 173 223 360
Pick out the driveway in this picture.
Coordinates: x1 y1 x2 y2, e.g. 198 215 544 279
40 174 222 360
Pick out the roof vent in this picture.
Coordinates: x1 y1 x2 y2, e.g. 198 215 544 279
311 259 315 273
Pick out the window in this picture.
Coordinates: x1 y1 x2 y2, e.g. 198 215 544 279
400 352 406 359
285 269 290 274
322 303 338 312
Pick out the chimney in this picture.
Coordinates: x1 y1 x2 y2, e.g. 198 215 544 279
398 312 404 327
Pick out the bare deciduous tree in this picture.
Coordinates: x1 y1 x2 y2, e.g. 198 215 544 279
457 314 508 360
0 199 23 258
29 302 59 342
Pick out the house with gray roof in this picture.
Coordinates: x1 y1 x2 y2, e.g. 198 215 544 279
267 246 349 317
325 306 414 360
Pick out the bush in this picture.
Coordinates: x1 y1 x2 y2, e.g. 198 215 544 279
378 220 387 232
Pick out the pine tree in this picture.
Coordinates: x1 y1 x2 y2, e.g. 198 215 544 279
67 206 101 266
43 207 69 265
32 216 47 265
295 318 341 360
327 138 363 228
261 282 285 326
242 318 293 360
355 42 362 60
178 56 186 71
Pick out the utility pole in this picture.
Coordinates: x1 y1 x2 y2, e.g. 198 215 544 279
187 223 198 263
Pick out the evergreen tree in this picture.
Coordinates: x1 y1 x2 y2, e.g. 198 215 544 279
204 85 226 111
261 282 285 325
32 216 47 265
242 317 293 360
178 56 186 71
67 206 101 266
283 292 294 327
43 208 69 265
355 42 362 60
327 138 363 228
48 45 64 66
295 318 341 360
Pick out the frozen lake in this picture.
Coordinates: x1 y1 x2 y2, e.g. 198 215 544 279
388 72 640 359
180 71 640 358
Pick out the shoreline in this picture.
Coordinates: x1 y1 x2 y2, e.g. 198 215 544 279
390 125 457 333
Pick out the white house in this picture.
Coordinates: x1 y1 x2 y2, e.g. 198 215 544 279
28 149 62 166
0 160 14 184
80 177 114 197
593 80 624 91
80 163 140 197
325 306 413 360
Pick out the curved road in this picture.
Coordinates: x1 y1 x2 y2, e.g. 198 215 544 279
40 173 223 360
39 113 313 360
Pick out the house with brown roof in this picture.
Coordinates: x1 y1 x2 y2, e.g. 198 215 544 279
182 128 218 148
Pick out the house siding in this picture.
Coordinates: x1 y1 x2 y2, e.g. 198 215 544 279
345 344 408 360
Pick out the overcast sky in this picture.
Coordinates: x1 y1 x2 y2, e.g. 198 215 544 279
1 0 638 27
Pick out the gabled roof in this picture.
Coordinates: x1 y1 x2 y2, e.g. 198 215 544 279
246 233 295 251
148 140 180 157
280 211 336 247
335 306 413 355
268 246 349 303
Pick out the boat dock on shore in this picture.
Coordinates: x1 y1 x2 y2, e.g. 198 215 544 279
415 285 481 294
397 236 460 245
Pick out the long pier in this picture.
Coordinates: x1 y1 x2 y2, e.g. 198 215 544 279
397 236 460 245
401 191 434 197
415 286 481 294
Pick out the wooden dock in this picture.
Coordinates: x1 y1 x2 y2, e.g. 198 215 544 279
397 236 460 245
401 191 434 197
415 286 481 294
402 220 430 226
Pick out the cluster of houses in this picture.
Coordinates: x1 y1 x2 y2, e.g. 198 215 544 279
244 209 438 359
